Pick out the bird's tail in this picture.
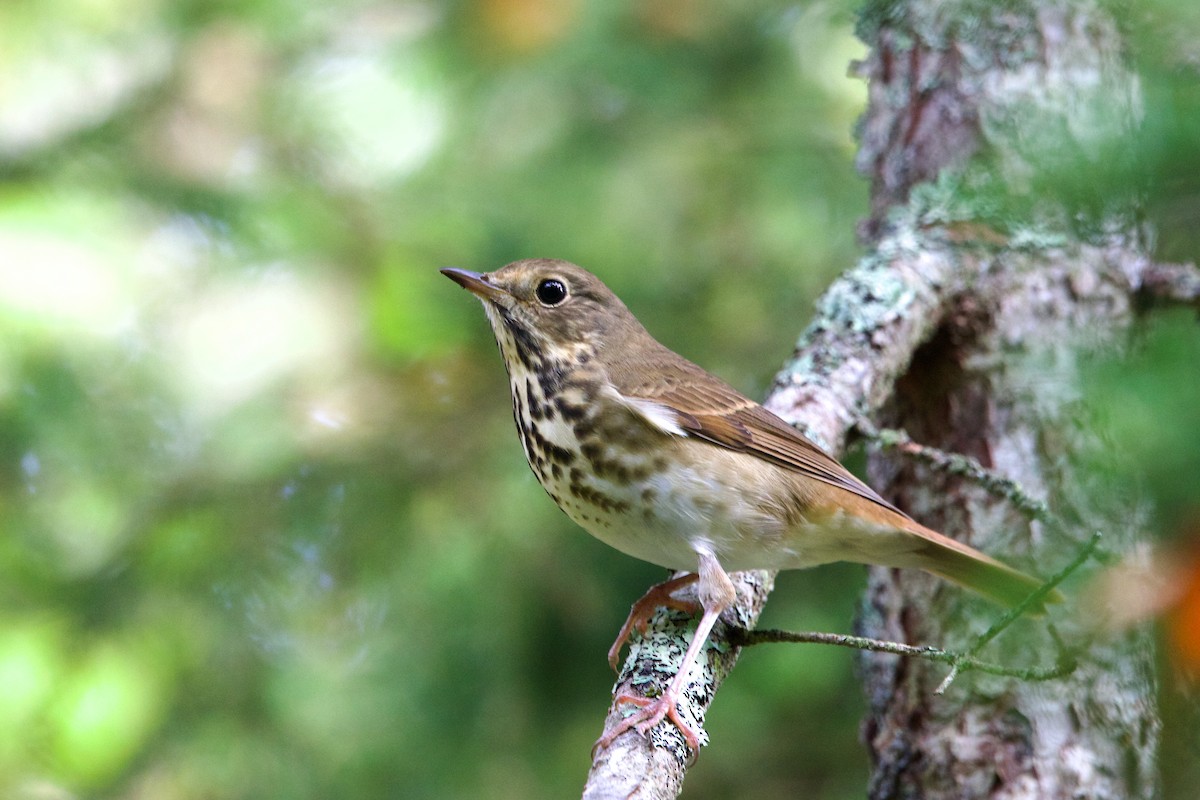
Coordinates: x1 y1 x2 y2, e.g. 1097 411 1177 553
907 522 1062 614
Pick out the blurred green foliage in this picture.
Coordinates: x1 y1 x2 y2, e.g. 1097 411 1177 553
1079 309 1200 799
1084 311 1200 534
0 1 872 797
0 0 1196 798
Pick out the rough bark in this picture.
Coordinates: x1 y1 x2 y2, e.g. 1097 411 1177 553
582 1 1160 797
855 2 1159 799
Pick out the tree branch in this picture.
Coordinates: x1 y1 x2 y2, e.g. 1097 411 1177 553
857 420 1053 522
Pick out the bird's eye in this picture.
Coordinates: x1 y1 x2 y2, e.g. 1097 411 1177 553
535 278 568 306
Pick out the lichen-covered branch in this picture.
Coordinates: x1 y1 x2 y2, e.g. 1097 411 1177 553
859 420 1052 522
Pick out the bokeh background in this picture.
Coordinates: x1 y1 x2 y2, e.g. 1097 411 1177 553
0 1 1197 798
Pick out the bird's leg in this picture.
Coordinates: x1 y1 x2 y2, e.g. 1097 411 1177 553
608 573 700 670
596 552 736 753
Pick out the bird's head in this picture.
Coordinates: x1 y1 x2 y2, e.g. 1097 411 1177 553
441 259 641 368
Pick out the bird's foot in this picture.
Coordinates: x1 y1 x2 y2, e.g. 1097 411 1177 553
593 690 704 754
608 574 700 671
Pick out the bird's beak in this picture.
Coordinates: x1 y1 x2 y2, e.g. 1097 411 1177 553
440 268 510 305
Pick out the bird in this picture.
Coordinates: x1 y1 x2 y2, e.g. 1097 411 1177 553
441 258 1056 753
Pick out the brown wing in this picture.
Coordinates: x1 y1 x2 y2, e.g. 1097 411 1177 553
609 342 1063 610
610 346 904 516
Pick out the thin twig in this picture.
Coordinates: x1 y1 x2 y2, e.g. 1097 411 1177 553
731 532 1103 692
1137 261 1200 308
730 627 1077 683
855 420 1052 522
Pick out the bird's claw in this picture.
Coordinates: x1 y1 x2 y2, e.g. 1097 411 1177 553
592 691 705 756
608 574 700 671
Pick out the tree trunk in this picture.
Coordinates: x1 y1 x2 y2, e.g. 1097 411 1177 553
855 1 1159 798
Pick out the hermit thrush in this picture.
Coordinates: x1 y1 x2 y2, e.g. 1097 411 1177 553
442 259 1053 752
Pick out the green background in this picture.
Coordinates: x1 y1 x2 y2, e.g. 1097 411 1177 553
1 1 1196 798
